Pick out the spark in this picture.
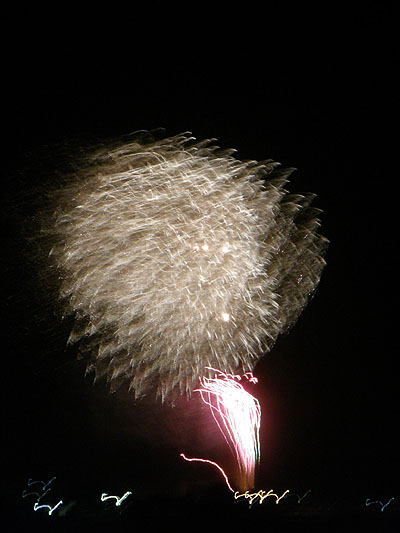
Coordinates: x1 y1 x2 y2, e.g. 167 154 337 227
195 367 261 492
101 491 132 507
33 500 63 515
180 453 235 493
221 243 230 253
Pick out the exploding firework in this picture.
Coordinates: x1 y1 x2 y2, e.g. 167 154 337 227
195 368 261 492
39 130 327 401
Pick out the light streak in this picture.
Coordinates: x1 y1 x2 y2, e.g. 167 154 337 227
22 488 51 502
234 489 290 506
101 491 132 506
365 497 394 512
33 500 63 515
195 367 261 492
180 453 235 493
22 490 41 499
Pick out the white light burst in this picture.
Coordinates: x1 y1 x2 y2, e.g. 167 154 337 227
41 131 328 401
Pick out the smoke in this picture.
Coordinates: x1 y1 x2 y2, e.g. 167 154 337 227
39 131 327 401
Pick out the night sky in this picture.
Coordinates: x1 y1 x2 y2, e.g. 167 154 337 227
2 5 398 531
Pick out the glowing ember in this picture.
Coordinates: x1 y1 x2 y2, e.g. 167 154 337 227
195 367 261 492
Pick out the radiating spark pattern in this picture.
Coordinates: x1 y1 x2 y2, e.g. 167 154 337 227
180 453 235 493
195 368 261 492
101 491 132 507
38 130 328 402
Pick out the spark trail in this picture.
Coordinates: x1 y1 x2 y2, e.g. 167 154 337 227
180 453 235 492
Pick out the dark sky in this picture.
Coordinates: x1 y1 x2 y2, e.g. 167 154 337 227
2 5 398 531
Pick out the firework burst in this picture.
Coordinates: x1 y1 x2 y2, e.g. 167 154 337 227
40 130 327 401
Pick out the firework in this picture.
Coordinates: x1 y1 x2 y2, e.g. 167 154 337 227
40 131 327 401
195 368 261 492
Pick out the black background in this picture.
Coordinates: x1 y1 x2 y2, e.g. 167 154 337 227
2 3 398 531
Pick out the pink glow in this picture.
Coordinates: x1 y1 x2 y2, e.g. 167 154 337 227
195 367 261 492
